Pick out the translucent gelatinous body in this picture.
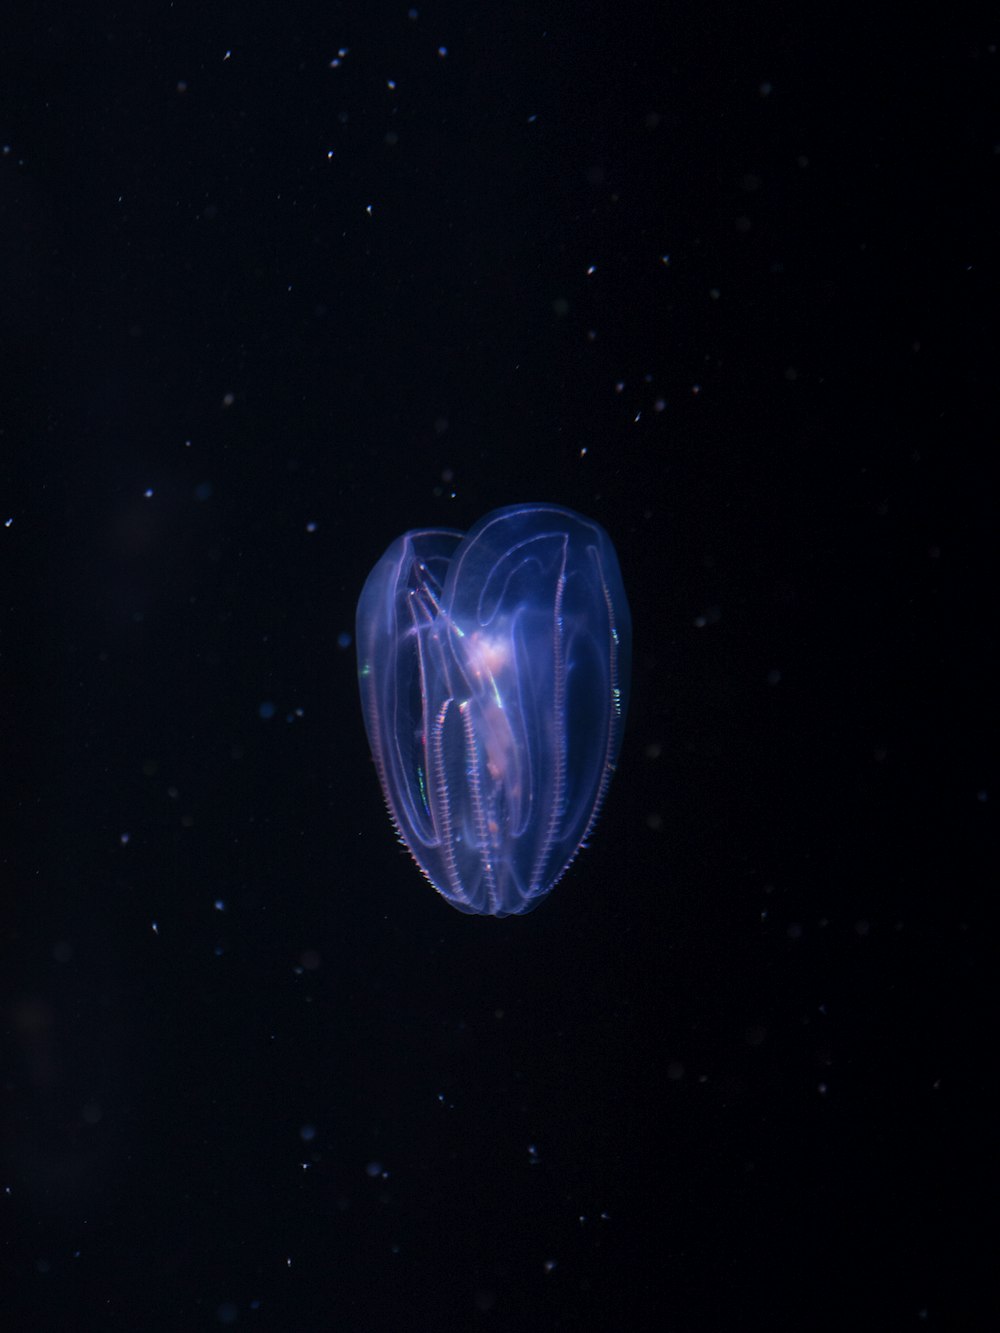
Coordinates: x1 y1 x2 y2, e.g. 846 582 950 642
356 504 631 916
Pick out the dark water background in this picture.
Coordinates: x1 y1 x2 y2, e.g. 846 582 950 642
1 3 993 1329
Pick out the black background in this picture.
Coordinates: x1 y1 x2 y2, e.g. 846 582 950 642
1 3 994 1330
